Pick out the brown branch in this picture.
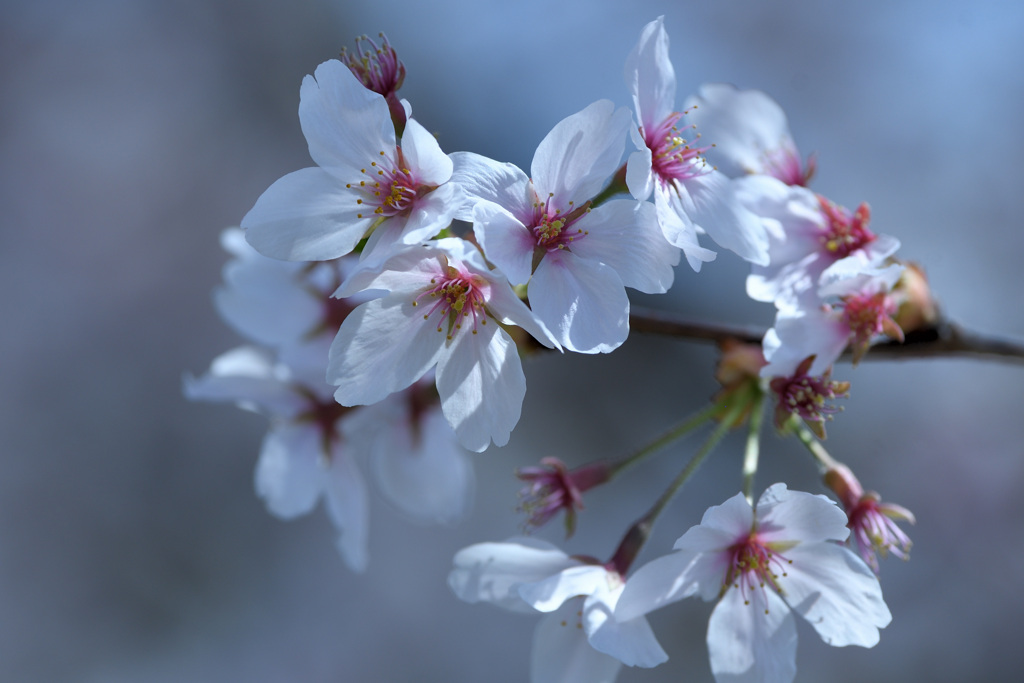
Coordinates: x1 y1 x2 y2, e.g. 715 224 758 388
629 306 1024 366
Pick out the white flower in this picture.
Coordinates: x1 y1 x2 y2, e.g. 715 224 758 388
451 100 679 354
683 84 815 186
328 237 558 452
185 346 371 571
242 59 458 264
625 17 768 268
449 538 667 683
738 177 901 311
616 484 891 683
762 259 905 377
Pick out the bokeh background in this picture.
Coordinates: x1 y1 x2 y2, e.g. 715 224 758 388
3 0 1024 681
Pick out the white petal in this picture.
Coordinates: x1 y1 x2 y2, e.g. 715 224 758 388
625 146 655 202
693 491 755 537
435 320 526 451
779 543 891 648
448 539 578 613
367 403 473 525
531 604 624 683
242 167 372 261
214 252 319 347
667 173 770 266
529 251 629 354
254 423 324 519
184 347 305 417
654 191 717 271
329 296 445 406
625 16 676 131
400 117 453 185
473 201 537 286
399 180 459 243
322 439 370 573
299 60 394 172
568 200 679 293
584 589 668 668
335 243 443 298
518 565 609 612
760 308 849 378
707 587 797 683
615 551 701 620
449 151 534 223
756 485 850 545
531 100 631 207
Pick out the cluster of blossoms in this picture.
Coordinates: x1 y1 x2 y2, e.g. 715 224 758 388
191 17 925 683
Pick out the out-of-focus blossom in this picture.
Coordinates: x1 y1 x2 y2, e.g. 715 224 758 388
185 346 371 571
768 355 850 438
516 457 612 536
684 83 815 186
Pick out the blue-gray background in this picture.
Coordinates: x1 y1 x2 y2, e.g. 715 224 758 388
3 1 1023 681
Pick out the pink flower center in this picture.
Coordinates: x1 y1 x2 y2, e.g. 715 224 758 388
348 150 427 220
530 194 591 251
841 291 897 346
817 197 876 258
762 145 816 187
723 532 792 610
769 356 850 436
414 264 489 340
644 112 711 183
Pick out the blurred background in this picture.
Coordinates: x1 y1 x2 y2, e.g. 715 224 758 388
2 0 1023 681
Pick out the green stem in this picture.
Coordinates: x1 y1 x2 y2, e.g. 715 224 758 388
791 417 840 471
741 391 765 504
643 399 746 525
608 398 747 575
608 400 723 478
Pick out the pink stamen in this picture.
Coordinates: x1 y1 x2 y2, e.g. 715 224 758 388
724 532 793 611
347 149 427 220
644 111 711 183
817 197 876 258
529 196 591 252
413 267 488 340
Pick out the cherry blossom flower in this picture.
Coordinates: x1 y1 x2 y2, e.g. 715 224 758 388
242 59 458 265
761 260 905 377
343 376 473 525
449 538 667 683
625 17 768 268
738 177 901 311
769 355 850 438
684 83 815 186
450 99 679 354
824 464 915 572
616 484 890 683
328 237 559 452
516 457 611 536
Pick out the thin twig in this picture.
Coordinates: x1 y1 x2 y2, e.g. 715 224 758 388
629 306 1024 365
